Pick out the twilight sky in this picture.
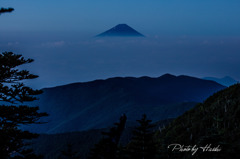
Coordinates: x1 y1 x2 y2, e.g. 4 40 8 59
1 0 240 88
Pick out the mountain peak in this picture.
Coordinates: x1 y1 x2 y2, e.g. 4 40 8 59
96 24 144 37
115 24 129 27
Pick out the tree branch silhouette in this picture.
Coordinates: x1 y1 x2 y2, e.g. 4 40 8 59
0 8 14 14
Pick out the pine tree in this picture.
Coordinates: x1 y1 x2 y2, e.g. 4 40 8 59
0 52 48 158
88 114 127 159
58 144 80 159
126 114 157 159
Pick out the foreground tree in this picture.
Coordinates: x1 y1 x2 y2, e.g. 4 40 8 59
126 114 157 159
58 144 80 159
88 114 127 159
0 52 48 158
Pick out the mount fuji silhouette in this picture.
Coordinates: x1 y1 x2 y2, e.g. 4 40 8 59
96 24 144 37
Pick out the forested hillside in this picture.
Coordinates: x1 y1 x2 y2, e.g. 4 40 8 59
158 84 240 158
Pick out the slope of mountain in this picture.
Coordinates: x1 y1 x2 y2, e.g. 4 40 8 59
96 24 144 37
26 74 225 134
159 84 240 158
203 76 238 87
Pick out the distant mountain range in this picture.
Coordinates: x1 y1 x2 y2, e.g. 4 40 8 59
203 76 238 87
96 24 144 37
25 74 225 134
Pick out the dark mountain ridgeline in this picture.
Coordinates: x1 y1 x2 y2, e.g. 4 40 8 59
25 74 225 134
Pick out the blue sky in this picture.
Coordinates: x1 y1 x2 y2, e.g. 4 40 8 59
2 0 240 35
1 0 240 88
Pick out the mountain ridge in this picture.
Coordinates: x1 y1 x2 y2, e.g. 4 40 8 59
203 76 238 87
44 74 219 89
25 74 225 134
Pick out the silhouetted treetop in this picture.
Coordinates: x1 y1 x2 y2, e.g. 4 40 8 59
0 52 42 104
0 7 14 14
0 52 48 158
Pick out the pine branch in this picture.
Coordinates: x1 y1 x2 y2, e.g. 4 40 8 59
0 8 14 14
